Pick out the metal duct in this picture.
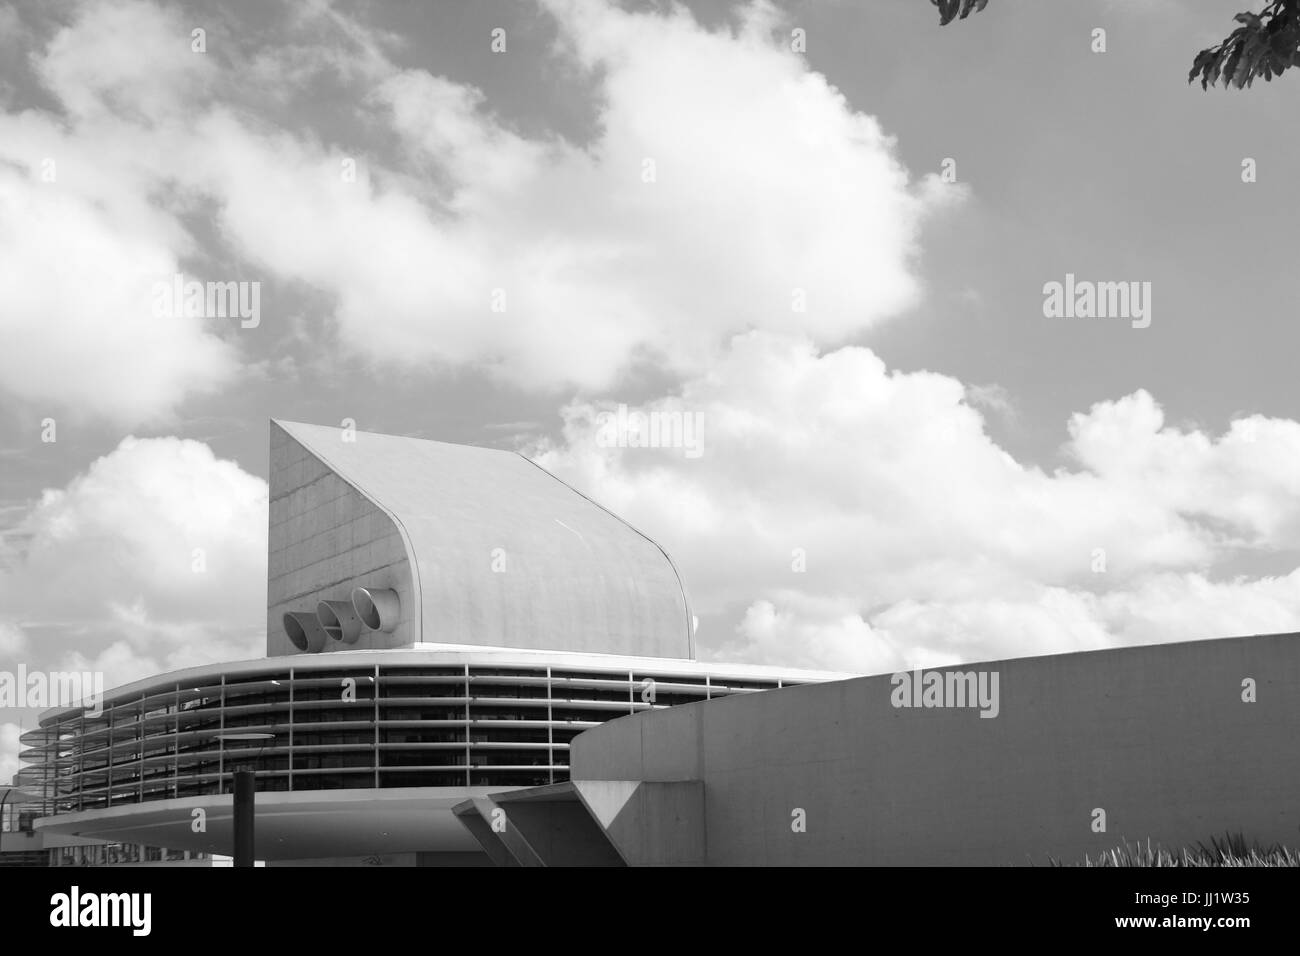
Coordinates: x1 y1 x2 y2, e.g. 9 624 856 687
283 611 328 653
351 587 400 633
317 599 363 644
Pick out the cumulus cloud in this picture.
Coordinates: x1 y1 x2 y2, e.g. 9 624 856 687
717 592 910 675
531 331 1300 672
0 0 953 423
0 436 267 689
762 570 1300 674
0 166 240 424
1095 569 1300 646
4 0 1294 680
1068 391 1300 549
0 1 238 425
333 0 952 387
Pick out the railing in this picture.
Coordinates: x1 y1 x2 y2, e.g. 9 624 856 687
19 662 795 813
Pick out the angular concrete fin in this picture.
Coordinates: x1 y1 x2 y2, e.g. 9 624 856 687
575 779 706 866
572 780 641 829
451 799 520 867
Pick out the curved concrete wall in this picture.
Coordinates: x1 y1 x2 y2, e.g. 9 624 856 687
570 632 1300 865
268 422 414 655
269 420 693 659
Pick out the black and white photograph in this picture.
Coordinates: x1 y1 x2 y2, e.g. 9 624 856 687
0 0 1296 936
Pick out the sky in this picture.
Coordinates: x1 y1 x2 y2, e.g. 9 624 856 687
2 0 1299 783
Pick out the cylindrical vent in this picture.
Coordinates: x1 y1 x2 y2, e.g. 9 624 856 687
351 587 400 633
283 611 328 653
317 600 363 644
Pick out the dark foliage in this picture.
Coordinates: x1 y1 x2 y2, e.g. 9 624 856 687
930 0 1300 91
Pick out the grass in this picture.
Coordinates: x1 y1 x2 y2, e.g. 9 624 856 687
1052 833 1300 867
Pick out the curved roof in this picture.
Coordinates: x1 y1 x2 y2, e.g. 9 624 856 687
274 420 694 660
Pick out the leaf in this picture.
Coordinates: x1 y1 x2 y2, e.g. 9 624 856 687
1189 49 1215 84
1224 43 1246 87
931 0 959 26
1191 1 1300 89
933 0 986 26
1201 49 1222 89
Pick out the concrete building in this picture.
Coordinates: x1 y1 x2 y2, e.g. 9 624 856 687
454 631 1300 866
1 786 202 868
16 421 841 865
263 420 694 660
20 419 1292 866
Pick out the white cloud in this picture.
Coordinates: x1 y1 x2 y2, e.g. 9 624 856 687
0 622 26 659
532 331 1300 672
0 436 267 688
868 588 1114 669
866 570 1300 669
1 0 955 421
0 166 240 424
3 0 1295 681
1068 391 1300 549
1095 569 1300 646
0 1 240 426
332 0 952 387
0 722 19 787
37 0 214 120
54 632 263 695
717 591 910 674
718 570 1300 675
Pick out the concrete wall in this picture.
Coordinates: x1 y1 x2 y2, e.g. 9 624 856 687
493 799 626 867
267 422 414 655
570 632 1300 865
573 780 704 866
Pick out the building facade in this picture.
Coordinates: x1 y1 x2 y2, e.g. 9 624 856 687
18 421 842 865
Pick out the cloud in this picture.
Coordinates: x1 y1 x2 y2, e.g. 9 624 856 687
1095 568 1300 646
1068 391 1300 549
53 632 263 695
717 569 1300 675
0 0 955 423
0 435 267 688
4 0 1294 682
868 588 1114 669
0 622 26 658
37 0 214 119
832 569 1300 672
0 722 19 786
716 591 910 674
0 165 241 424
0 1 238 426
331 0 953 387
531 331 1300 671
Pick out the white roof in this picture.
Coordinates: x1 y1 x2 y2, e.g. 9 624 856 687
275 420 695 660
